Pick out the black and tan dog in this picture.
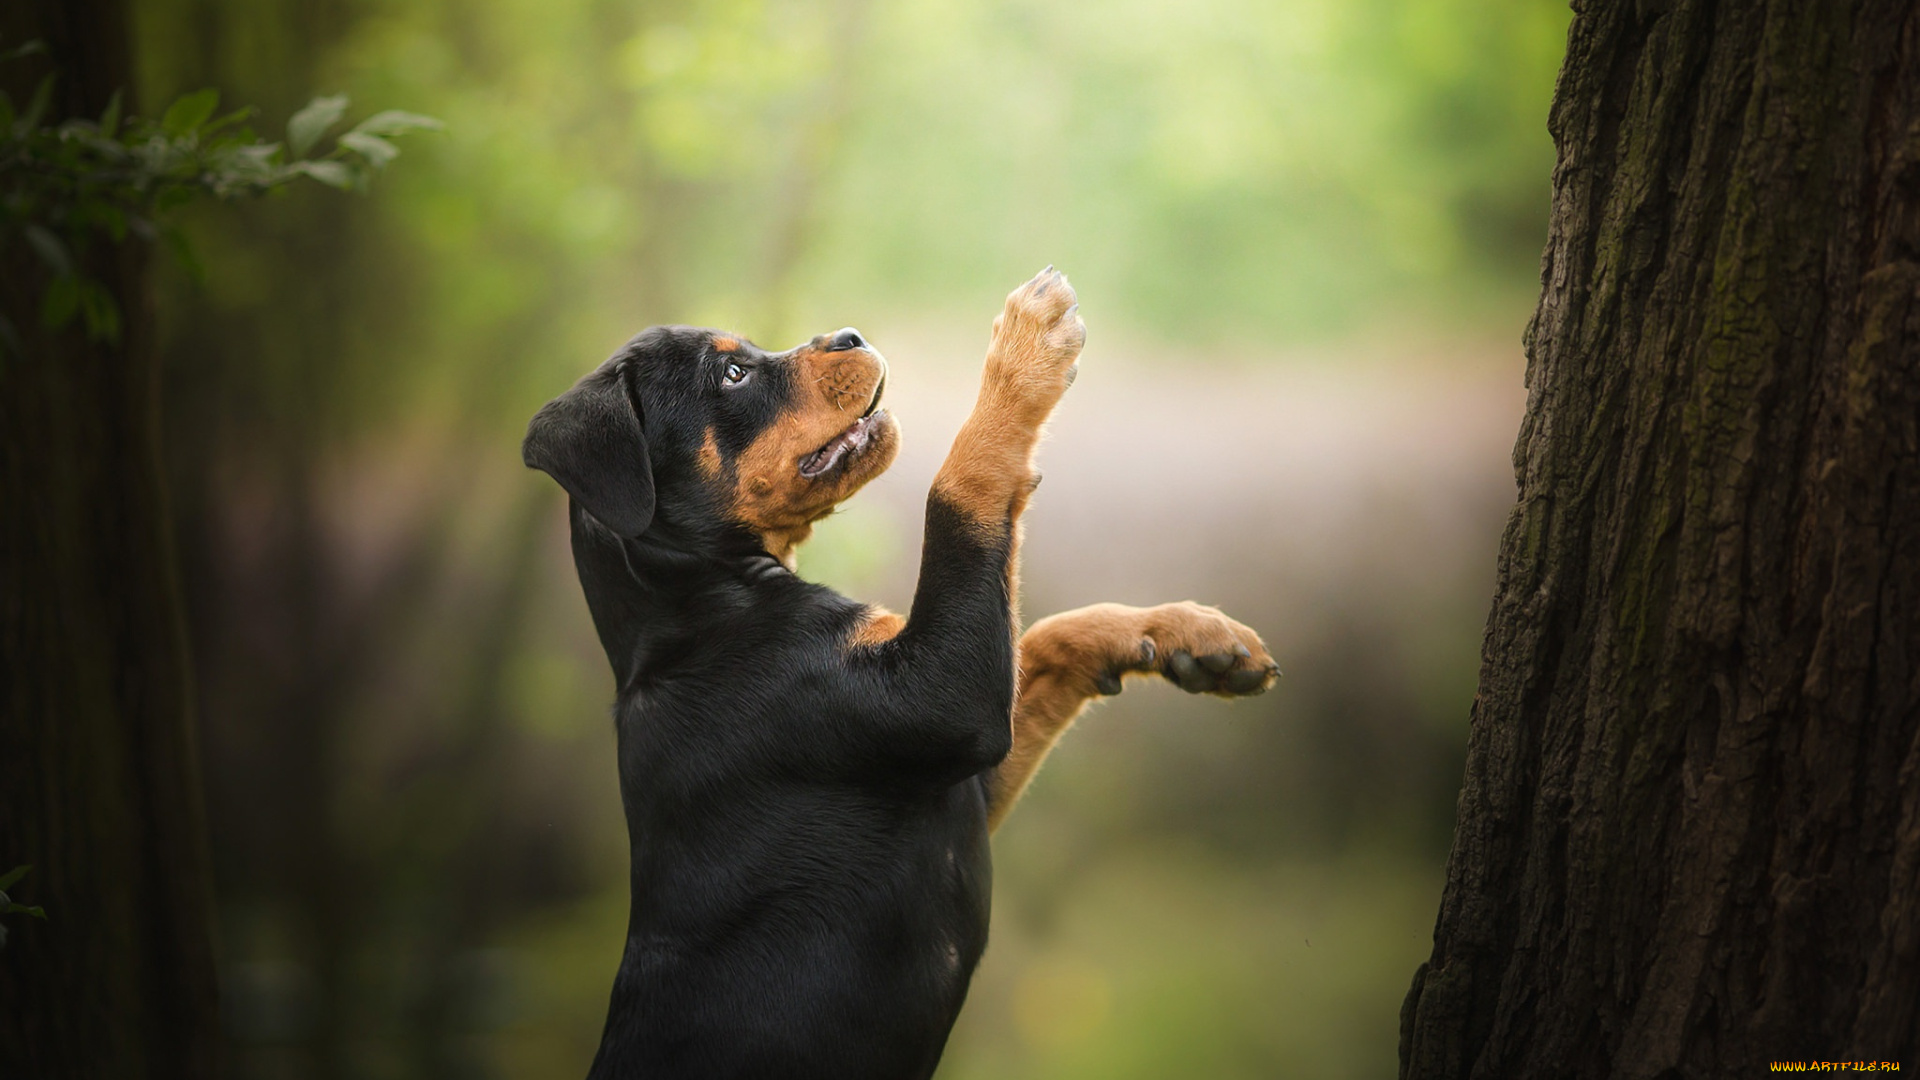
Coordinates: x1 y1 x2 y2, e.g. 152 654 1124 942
524 268 1277 1079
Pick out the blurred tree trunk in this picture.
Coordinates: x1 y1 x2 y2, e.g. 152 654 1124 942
1399 0 1920 1074
0 0 220 1075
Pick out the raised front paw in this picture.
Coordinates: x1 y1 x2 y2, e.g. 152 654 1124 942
985 266 1086 422
1128 602 1279 697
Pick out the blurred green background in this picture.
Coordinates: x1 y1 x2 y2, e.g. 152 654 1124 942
130 0 1567 1075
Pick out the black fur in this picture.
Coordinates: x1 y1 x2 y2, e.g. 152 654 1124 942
527 327 1016 1080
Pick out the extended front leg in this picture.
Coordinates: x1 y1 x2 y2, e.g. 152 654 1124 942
986 602 1280 831
849 269 1085 774
926 266 1085 541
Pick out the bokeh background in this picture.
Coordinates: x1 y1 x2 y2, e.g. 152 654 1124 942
130 0 1568 1075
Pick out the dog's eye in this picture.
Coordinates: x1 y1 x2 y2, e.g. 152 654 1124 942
722 362 750 387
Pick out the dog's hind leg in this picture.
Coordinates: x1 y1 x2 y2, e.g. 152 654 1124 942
986 602 1280 832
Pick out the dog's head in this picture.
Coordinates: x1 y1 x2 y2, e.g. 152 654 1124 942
524 325 899 564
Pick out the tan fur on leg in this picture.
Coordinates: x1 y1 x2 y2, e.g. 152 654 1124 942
845 606 906 651
930 268 1084 535
987 602 1278 832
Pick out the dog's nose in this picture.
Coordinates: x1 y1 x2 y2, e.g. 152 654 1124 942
826 328 865 352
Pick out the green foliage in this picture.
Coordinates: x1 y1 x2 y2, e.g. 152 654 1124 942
0 43 441 346
130 0 1565 429
0 865 48 950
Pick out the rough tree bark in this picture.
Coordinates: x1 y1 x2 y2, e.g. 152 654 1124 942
0 0 220 1075
1399 0 1920 1075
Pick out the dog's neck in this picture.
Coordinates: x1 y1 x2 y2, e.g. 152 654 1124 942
567 502 811 691
755 525 811 571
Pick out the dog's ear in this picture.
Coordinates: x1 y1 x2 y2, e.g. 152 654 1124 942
523 362 655 537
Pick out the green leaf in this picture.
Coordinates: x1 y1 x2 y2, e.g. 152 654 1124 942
287 94 349 158
349 110 444 138
0 866 27 892
202 105 255 137
2 902 46 919
41 274 81 329
154 186 198 214
70 201 130 242
100 205 128 243
216 142 284 181
99 89 121 136
1 39 47 63
338 131 398 169
160 227 206 282
79 280 121 342
20 73 53 131
23 225 72 277
295 159 356 189
161 88 220 137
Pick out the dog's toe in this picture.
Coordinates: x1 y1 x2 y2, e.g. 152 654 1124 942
1167 650 1214 693
1223 667 1274 695
1198 651 1237 674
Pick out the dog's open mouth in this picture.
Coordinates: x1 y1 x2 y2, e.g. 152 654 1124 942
798 379 887 479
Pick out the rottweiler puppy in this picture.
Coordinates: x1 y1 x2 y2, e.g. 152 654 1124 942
524 268 1278 1080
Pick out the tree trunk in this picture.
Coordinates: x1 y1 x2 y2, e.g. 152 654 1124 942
1399 0 1920 1074
0 0 220 1075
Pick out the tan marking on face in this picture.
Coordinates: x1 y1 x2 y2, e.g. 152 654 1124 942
846 606 905 650
697 428 722 479
713 335 741 352
726 342 899 561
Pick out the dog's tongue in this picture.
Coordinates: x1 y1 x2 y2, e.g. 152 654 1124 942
799 414 874 478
